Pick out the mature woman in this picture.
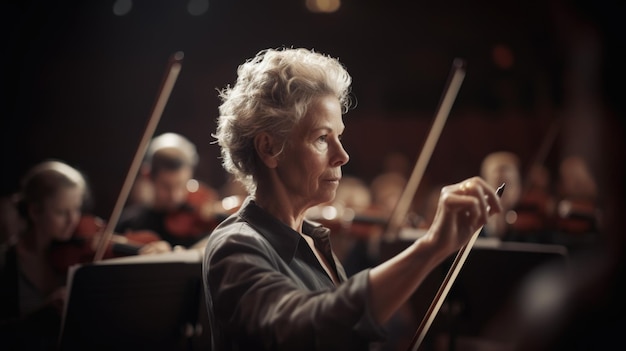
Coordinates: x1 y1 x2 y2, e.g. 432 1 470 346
203 47 502 350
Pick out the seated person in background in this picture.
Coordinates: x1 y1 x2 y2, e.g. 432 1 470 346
511 163 557 241
552 155 602 246
417 184 445 230
1 159 173 351
0 160 86 350
203 47 502 351
117 133 220 248
479 151 522 240
369 172 407 219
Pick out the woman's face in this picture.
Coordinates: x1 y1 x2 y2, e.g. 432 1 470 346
275 95 350 208
31 186 83 242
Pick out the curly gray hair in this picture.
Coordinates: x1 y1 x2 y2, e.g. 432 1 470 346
214 47 353 193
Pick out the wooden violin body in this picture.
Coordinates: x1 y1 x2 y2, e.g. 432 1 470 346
164 181 221 239
49 215 163 274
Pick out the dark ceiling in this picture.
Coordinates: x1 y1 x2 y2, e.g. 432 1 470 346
1 0 623 215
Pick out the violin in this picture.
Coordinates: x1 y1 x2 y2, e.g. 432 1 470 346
164 180 222 239
307 202 415 241
49 214 167 274
553 195 600 234
551 156 601 236
509 183 555 235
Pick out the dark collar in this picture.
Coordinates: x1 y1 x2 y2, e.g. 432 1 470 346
237 197 328 264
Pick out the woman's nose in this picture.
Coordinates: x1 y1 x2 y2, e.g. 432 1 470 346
331 141 349 167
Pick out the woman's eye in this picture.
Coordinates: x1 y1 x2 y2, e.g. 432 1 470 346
317 135 327 143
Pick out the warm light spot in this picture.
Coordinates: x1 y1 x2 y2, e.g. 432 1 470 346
186 179 200 193
505 210 518 225
321 205 338 220
492 44 514 69
187 0 209 16
221 195 242 211
112 0 133 16
306 0 341 13
558 200 572 218
342 208 356 222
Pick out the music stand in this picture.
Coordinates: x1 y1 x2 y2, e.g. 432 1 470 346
58 250 211 351
379 237 569 351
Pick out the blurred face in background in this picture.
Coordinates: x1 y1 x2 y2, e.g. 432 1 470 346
29 186 83 242
151 166 193 211
483 162 521 211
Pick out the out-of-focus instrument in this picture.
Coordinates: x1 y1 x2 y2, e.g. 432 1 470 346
49 214 164 274
93 51 184 261
383 58 466 242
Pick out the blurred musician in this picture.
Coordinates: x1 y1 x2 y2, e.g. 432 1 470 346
479 151 523 240
552 155 602 247
117 132 220 248
511 163 557 242
0 160 175 350
417 183 445 230
0 160 91 350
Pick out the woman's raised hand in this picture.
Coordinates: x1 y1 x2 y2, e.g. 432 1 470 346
426 177 503 257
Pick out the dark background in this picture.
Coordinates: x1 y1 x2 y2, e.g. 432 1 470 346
1 0 624 219
2 1 625 349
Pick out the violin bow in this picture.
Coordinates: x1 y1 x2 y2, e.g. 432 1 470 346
93 51 184 261
382 58 466 242
407 183 505 351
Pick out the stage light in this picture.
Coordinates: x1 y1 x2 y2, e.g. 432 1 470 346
186 179 200 193
321 205 339 220
188 0 209 16
492 44 514 70
112 0 132 16
306 0 341 13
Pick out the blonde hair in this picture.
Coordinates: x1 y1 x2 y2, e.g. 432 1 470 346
18 160 87 220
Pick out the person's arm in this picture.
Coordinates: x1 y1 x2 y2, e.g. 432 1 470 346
369 177 503 324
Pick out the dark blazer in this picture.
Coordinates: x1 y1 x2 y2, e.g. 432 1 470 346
203 197 385 351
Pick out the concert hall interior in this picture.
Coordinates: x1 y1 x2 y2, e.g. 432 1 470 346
1 0 624 350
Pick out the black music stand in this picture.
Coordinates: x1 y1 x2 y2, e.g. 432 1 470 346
379 237 569 351
58 251 211 351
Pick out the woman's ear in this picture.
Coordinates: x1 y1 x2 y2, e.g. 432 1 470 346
254 132 280 169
